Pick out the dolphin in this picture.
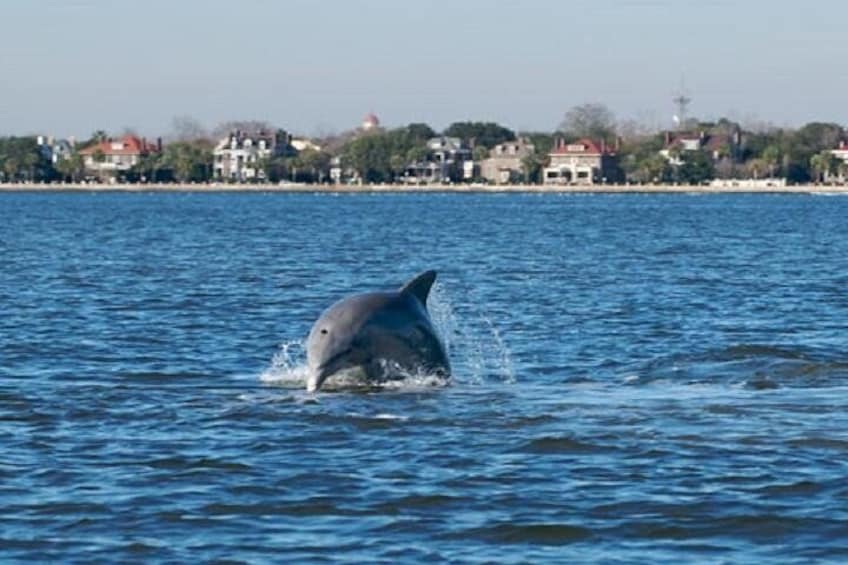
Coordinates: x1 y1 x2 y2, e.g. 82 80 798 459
305 270 451 392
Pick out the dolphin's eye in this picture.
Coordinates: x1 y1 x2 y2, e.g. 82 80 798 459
320 329 328 335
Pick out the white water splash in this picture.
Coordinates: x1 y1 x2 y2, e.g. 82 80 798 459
259 339 309 388
260 281 515 390
429 282 515 384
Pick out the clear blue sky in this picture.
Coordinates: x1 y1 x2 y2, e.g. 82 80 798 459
2 0 846 138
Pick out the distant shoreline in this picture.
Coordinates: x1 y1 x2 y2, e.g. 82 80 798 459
1 182 847 194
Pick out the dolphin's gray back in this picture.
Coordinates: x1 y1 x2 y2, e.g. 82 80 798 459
359 291 450 379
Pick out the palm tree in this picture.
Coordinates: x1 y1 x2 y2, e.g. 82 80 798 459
761 145 781 178
838 160 848 185
2 155 19 181
55 151 84 182
132 152 161 182
810 150 839 183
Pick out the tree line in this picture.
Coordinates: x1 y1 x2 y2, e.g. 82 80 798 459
1 105 845 184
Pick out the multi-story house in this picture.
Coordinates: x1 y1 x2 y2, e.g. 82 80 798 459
403 136 472 183
37 136 75 164
660 129 743 165
543 138 622 185
213 130 291 182
78 135 160 182
480 138 535 184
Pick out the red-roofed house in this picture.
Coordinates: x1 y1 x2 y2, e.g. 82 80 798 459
79 135 160 181
660 129 742 165
543 138 622 185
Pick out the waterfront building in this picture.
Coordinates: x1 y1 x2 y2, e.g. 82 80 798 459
78 135 160 182
463 160 477 181
402 136 472 183
660 129 742 165
37 135 75 164
291 138 322 153
543 138 621 185
212 130 292 182
480 138 535 184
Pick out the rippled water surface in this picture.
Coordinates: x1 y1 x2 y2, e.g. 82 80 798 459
2 192 848 562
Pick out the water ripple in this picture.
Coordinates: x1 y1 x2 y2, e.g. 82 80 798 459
3 193 848 561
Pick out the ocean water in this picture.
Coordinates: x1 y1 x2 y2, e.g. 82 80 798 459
2 191 848 563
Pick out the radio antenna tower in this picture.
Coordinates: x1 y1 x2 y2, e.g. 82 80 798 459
672 77 691 131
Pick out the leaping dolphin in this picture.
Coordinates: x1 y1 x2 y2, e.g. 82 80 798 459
305 271 451 392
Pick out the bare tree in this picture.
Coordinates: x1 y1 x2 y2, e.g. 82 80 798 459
559 103 617 141
212 120 275 139
171 115 209 142
617 118 657 141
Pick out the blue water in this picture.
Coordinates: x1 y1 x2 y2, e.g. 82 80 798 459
2 192 848 563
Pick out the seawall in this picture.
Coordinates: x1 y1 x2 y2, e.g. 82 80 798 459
1 182 847 194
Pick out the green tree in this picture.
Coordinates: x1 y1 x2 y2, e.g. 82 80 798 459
54 150 85 182
264 155 289 183
644 153 673 183
160 141 214 183
618 133 667 183
779 122 845 182
443 122 515 149
675 150 715 184
75 130 108 150
253 155 271 182
341 124 434 183
471 145 489 162
521 132 554 156
405 123 436 141
405 145 429 164
809 150 841 183
131 152 165 182
520 152 548 184
761 145 782 178
839 159 848 183
290 149 331 183
0 136 54 182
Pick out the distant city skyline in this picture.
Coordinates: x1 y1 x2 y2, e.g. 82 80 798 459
2 0 846 138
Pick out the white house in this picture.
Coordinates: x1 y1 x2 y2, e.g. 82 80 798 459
403 136 472 183
213 130 290 182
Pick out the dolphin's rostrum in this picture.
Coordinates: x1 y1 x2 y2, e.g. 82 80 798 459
305 271 451 392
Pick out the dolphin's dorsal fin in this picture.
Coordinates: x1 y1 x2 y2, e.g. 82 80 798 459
400 270 437 305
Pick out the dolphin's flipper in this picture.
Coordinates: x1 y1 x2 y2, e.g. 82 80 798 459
400 270 437 305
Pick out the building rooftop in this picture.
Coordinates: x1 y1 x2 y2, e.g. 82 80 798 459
79 135 158 156
362 113 380 130
550 138 614 156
